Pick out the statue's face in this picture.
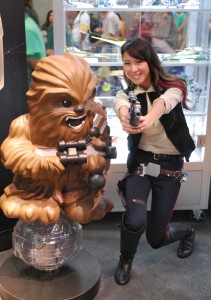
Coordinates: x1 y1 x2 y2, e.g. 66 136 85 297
29 88 98 146
59 89 96 131
27 54 101 147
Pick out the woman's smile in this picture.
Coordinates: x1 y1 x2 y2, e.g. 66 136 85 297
123 52 151 89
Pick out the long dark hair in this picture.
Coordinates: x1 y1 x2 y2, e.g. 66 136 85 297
42 10 53 31
121 37 188 109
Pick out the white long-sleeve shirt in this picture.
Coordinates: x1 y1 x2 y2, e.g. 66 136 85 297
113 84 183 154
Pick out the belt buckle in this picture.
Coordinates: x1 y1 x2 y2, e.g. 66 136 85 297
153 153 159 160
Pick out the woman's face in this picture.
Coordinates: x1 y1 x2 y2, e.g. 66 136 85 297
122 51 151 90
49 12 53 23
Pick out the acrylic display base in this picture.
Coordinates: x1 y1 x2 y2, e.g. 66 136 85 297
0 249 101 300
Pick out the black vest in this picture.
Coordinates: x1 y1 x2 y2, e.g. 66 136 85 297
127 92 196 173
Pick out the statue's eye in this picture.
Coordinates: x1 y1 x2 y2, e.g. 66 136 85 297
62 100 72 107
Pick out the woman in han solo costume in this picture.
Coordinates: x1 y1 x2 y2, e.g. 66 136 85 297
113 37 196 285
0 53 116 224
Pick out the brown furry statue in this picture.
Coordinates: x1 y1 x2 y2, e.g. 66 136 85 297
0 53 116 224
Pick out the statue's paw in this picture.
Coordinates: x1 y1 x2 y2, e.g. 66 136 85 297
63 194 114 224
91 196 114 221
36 199 61 224
0 194 60 224
18 202 40 222
0 194 23 218
19 199 61 224
104 197 114 212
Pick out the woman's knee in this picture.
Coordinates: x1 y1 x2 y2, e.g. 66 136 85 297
124 212 147 232
146 232 164 249
124 198 147 232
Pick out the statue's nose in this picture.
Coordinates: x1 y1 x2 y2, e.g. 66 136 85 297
74 105 85 113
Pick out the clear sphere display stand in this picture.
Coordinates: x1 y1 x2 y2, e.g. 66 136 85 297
0 213 101 300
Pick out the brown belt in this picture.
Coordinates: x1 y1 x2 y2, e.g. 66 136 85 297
137 149 184 162
135 167 183 178
160 169 183 178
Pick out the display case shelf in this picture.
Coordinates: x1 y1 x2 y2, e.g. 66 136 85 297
63 7 211 12
63 0 211 12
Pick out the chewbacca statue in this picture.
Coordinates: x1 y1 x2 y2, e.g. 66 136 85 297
0 53 116 224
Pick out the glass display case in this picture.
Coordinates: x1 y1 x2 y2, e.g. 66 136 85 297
53 0 211 213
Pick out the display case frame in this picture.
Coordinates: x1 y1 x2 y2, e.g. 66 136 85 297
52 0 211 214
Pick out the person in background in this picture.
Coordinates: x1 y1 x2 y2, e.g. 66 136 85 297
41 10 53 47
94 11 120 93
46 11 74 56
113 37 195 286
24 9 46 85
151 12 179 54
128 12 154 42
25 0 40 26
89 13 100 44
136 12 154 42
116 13 125 40
174 12 188 50
129 12 142 38
93 11 120 50
72 11 91 51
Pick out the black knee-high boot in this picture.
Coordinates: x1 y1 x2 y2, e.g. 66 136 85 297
115 221 145 285
162 223 195 258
